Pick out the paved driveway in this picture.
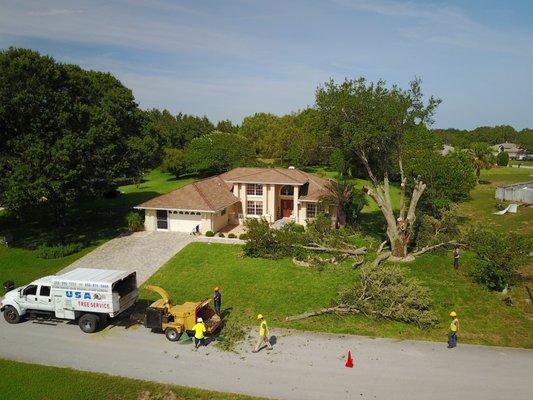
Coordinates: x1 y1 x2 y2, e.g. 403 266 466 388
61 231 192 284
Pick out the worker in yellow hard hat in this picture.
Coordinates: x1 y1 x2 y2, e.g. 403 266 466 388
192 317 206 349
252 314 273 353
213 287 221 316
447 311 459 348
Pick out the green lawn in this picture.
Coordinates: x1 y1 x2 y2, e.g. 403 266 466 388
0 169 195 286
144 243 533 348
0 359 261 400
456 166 533 236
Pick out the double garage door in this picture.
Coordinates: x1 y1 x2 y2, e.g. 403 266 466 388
156 210 202 233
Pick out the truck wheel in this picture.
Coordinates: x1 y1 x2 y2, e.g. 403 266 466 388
165 328 181 342
3 306 20 324
78 314 99 333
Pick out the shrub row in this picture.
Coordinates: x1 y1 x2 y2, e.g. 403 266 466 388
37 243 84 259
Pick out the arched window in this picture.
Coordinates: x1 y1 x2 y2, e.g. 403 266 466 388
280 185 294 196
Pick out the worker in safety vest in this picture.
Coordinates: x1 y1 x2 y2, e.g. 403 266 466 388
252 314 273 353
447 311 459 348
192 317 206 349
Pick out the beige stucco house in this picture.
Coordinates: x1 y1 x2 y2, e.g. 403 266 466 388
135 167 337 233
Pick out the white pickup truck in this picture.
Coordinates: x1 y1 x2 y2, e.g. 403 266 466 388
1 268 138 333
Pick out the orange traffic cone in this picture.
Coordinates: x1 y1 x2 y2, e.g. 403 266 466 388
345 351 354 368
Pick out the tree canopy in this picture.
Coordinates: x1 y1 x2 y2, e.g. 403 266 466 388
184 131 255 176
315 77 441 258
0 48 150 224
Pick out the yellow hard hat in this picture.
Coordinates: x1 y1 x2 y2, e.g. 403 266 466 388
257 314 264 320
450 311 457 317
214 287 220 291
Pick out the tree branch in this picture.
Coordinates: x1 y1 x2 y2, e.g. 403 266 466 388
300 244 367 255
356 148 379 186
406 177 426 224
285 305 360 322
412 241 464 257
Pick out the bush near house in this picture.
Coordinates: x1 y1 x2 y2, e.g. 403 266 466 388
228 233 237 239
126 210 144 232
496 151 509 166
205 231 215 237
218 233 225 238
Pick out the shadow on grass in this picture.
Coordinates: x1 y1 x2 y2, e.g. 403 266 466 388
357 211 387 240
0 191 160 250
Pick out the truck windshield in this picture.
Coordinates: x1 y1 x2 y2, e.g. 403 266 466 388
23 285 37 296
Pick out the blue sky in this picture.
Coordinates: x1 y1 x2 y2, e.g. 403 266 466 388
1 0 532 129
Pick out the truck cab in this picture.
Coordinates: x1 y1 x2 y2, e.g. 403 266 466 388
1 277 55 322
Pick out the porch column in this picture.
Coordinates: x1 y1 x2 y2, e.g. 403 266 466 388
293 185 299 223
268 185 276 222
263 184 268 219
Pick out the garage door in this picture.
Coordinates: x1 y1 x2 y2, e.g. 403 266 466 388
168 211 202 232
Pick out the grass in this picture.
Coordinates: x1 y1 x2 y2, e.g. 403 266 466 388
0 169 195 286
144 243 533 349
0 358 262 400
456 166 533 236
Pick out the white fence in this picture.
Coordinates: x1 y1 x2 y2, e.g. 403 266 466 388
495 181 533 204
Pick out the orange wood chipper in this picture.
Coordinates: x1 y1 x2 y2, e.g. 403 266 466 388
143 285 221 341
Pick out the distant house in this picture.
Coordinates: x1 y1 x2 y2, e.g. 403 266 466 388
135 167 338 234
491 142 527 160
440 144 455 156
495 181 533 204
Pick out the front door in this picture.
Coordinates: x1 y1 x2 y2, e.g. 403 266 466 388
281 199 293 218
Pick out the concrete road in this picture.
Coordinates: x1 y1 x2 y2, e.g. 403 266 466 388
1 319 532 400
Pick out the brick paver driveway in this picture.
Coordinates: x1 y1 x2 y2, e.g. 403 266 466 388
61 231 193 284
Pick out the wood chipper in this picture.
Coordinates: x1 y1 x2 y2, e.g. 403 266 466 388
143 285 222 341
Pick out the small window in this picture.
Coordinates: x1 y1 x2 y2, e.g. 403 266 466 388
156 210 168 230
280 185 294 196
247 201 263 215
40 286 51 297
246 184 263 196
306 203 317 218
23 285 37 296
221 209 226 216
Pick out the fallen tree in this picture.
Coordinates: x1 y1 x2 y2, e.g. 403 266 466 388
286 264 439 328
301 243 367 255
285 305 359 322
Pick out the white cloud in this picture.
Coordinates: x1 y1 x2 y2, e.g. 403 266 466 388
27 9 84 16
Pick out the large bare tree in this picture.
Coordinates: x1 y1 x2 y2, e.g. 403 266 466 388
316 78 441 258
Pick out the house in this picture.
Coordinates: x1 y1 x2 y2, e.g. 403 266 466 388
135 167 337 234
491 142 527 160
440 144 455 156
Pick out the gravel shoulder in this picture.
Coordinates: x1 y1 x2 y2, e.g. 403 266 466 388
0 318 531 400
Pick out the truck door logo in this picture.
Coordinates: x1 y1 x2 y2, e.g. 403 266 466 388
66 291 92 299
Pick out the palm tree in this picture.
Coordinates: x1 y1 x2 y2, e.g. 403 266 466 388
320 180 367 227
467 142 495 183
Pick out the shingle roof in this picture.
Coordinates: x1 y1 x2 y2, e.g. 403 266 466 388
219 167 309 185
136 176 240 212
298 173 332 202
